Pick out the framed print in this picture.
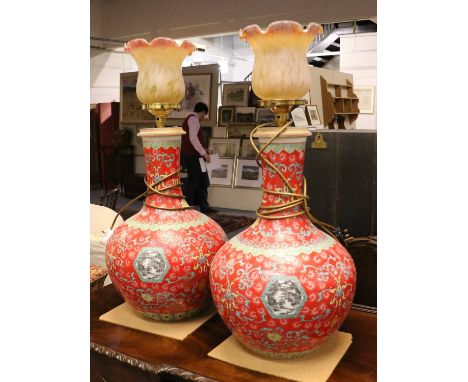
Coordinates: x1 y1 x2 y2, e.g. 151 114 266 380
225 124 255 138
218 106 235 126
291 106 309 127
167 64 219 126
208 157 235 187
353 85 375 114
255 108 276 124
234 158 263 188
241 139 260 158
306 105 321 126
120 72 154 124
209 138 240 158
235 106 256 123
222 82 250 107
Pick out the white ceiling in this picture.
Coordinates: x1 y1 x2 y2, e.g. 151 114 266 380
91 0 377 42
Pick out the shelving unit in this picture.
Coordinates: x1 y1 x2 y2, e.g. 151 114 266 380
320 77 360 129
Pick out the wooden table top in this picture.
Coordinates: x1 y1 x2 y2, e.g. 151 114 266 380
91 285 376 382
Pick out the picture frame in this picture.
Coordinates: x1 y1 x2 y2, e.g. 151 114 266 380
306 105 321 126
291 106 309 127
208 138 240 158
120 72 154 124
235 107 256 123
218 106 235 126
208 157 235 187
255 108 276 124
225 124 256 139
234 158 263 189
167 64 220 126
241 139 260 158
353 85 375 114
222 82 250 107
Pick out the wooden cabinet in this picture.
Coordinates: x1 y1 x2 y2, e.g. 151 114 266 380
320 77 360 129
303 130 376 238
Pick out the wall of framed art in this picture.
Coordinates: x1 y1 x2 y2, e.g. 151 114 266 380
119 64 220 128
167 64 220 127
208 138 240 158
206 136 263 211
214 80 276 139
207 137 262 188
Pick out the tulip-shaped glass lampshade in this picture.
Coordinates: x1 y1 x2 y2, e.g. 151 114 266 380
124 38 196 127
240 21 323 126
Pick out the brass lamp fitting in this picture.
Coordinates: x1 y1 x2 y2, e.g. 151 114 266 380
258 99 307 127
142 103 181 128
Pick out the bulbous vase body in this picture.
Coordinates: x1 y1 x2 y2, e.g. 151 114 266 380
240 21 322 100
210 128 356 358
106 129 227 320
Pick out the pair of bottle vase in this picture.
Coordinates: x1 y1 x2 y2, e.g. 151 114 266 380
105 20 356 360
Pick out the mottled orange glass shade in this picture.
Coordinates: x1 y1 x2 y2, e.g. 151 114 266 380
124 38 196 105
240 21 323 100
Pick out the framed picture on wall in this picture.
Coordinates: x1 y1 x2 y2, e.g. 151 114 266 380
225 124 256 139
306 105 321 126
209 138 240 158
235 107 256 123
167 64 219 126
291 106 309 127
255 108 276 124
218 106 235 126
222 82 250 106
208 157 235 187
120 72 154 124
241 139 260 158
354 85 375 114
234 158 263 188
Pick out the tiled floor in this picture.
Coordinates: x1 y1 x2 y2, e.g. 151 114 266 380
90 189 257 238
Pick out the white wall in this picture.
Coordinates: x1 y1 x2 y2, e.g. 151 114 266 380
90 47 137 104
339 32 377 130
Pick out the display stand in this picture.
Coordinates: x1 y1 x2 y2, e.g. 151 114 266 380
100 303 217 340
208 332 352 382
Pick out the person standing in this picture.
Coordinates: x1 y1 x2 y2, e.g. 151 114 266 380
181 102 218 213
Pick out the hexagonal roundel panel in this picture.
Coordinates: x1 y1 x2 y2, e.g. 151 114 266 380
133 247 170 283
261 275 307 319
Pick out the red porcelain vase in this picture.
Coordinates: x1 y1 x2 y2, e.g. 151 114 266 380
210 127 356 358
106 127 227 321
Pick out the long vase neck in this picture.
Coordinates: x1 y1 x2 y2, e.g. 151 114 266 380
255 128 310 218
139 128 188 209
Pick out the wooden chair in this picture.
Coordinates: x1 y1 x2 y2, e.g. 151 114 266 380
99 185 120 211
346 236 377 309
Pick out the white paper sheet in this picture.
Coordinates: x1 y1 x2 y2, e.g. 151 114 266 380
205 153 221 172
199 157 207 172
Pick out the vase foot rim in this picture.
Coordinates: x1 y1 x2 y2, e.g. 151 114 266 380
244 345 320 359
137 306 206 321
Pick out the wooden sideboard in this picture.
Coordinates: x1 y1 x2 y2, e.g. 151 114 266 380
91 285 376 382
